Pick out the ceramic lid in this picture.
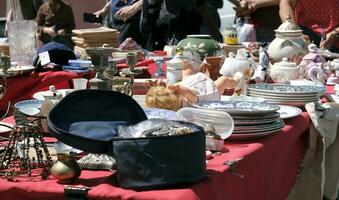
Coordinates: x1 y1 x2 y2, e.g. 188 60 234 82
273 57 297 68
42 85 62 98
275 15 302 34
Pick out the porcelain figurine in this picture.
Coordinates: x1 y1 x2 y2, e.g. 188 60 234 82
267 15 308 62
251 42 269 82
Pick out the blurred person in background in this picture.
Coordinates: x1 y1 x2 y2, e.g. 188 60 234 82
94 0 146 47
95 0 222 51
141 0 223 50
200 0 223 36
279 0 339 53
36 0 75 49
235 0 281 42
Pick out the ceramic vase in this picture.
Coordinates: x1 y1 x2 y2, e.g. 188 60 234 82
176 35 222 61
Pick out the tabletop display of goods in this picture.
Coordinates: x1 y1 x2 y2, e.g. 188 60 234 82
2 13 338 195
46 90 206 190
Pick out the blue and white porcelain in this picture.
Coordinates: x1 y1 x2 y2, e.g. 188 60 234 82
14 99 43 109
143 107 185 121
193 101 280 114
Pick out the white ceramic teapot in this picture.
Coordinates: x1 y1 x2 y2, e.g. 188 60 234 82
267 15 308 62
219 48 255 77
269 57 300 83
40 85 63 132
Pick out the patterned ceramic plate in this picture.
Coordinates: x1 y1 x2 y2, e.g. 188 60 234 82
277 105 302 119
220 95 266 102
143 107 185 121
248 84 326 94
228 128 282 140
193 101 280 115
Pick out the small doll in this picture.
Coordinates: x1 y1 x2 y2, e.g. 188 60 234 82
145 61 246 111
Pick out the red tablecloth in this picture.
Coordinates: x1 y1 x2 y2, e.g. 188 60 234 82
0 113 309 200
0 70 94 114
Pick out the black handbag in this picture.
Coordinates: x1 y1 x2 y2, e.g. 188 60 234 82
48 90 206 190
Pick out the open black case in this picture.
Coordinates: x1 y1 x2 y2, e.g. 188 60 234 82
48 90 206 190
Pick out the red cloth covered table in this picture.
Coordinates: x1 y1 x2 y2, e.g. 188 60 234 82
0 113 309 200
0 70 94 114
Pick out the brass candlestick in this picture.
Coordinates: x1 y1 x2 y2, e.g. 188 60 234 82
0 121 53 181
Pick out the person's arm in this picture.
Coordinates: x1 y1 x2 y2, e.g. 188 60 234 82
320 27 339 50
94 1 112 18
115 0 143 22
279 0 297 22
36 6 55 37
236 0 280 16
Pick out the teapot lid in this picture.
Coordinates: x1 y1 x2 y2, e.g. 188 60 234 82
275 15 302 34
273 57 297 68
42 85 62 98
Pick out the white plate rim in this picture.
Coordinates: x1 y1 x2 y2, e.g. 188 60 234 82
220 95 266 103
277 105 302 119
227 128 282 140
0 122 13 133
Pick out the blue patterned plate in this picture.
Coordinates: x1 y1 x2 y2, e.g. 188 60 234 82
193 101 280 115
143 108 185 121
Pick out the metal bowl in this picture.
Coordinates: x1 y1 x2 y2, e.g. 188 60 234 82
85 46 117 66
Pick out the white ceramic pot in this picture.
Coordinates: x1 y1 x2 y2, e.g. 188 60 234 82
268 32 307 62
219 48 254 77
270 57 300 83
165 55 186 85
267 17 308 62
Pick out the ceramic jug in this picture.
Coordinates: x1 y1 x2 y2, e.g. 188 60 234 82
267 16 308 62
166 54 185 86
307 63 326 85
219 48 255 77
299 44 327 79
269 57 300 83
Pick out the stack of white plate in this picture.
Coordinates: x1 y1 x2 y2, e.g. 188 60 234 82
247 84 325 106
193 101 284 140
